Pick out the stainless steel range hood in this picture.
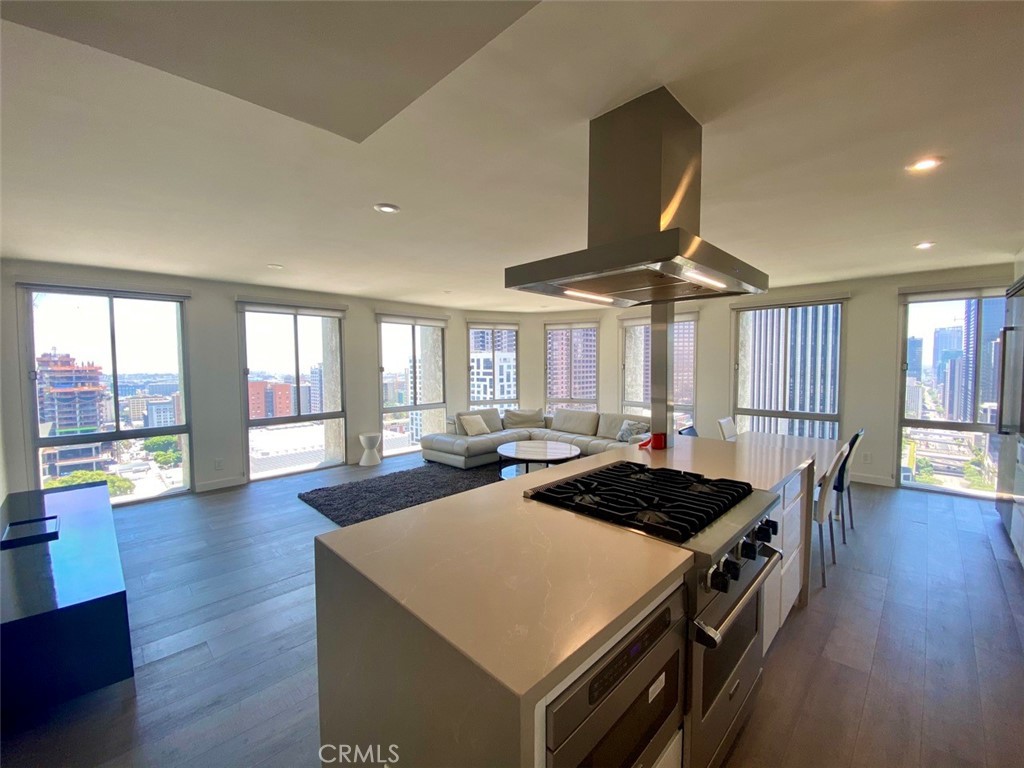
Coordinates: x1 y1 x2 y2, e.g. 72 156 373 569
505 87 768 307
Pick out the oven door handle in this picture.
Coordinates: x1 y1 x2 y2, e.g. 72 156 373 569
693 544 782 650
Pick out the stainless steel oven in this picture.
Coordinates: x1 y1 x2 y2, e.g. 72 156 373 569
685 544 781 768
546 591 686 768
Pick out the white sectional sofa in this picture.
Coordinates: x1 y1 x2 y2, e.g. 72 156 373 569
420 408 651 469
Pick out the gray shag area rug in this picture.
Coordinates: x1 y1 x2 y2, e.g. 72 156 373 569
298 462 502 528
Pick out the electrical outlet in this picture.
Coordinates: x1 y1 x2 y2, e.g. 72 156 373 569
214 458 224 472
861 451 872 464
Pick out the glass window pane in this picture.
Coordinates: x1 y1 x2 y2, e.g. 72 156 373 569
415 326 445 406
32 292 115 438
546 401 598 413
571 327 598 400
113 298 185 429
546 329 571 400
737 307 787 411
976 297 1005 424
245 312 297 420
469 328 494 403
905 299 971 423
900 426 1000 494
39 436 190 504
736 414 838 440
494 329 518 401
785 304 841 414
381 323 413 408
673 321 696 407
623 325 650 404
298 315 342 415
382 408 446 456
248 419 345 479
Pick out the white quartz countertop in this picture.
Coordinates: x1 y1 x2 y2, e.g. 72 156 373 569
315 435 815 699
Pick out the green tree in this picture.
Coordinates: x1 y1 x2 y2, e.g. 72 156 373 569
915 456 939 485
44 470 135 498
143 435 179 453
153 450 182 468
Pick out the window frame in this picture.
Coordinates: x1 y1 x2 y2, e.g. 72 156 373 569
19 283 194 499
238 303 348 480
731 299 846 437
467 323 519 412
544 322 600 412
620 314 698 428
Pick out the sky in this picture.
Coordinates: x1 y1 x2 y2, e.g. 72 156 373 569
905 297 1004 368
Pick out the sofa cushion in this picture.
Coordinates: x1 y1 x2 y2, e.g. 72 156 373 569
503 408 545 429
550 409 599 436
459 413 490 436
596 412 651 440
616 419 649 442
451 408 503 435
420 429 530 458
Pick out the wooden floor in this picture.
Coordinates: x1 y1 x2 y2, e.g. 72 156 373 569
2 467 1022 768
726 484 1024 768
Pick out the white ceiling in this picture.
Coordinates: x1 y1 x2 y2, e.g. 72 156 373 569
2 2 1022 312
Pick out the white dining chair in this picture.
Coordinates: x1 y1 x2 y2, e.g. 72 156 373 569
717 417 738 441
814 443 849 587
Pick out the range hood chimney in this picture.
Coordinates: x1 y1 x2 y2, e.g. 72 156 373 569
505 87 768 307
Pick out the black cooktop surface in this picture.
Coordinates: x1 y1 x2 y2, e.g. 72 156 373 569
527 461 753 545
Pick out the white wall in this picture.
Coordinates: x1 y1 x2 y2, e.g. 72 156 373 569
1 258 1016 494
0 257 7 502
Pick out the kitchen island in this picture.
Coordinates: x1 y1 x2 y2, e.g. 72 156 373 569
315 435 825 767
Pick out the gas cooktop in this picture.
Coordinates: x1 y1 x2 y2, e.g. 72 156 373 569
526 461 779 561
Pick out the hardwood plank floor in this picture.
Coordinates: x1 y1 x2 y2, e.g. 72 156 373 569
2 468 1021 768
726 485 1024 768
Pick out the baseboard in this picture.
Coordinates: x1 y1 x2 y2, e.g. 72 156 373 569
850 472 895 488
195 475 246 493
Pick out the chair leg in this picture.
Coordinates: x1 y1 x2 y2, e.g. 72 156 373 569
818 522 827 587
847 487 855 529
838 492 847 545
829 514 837 565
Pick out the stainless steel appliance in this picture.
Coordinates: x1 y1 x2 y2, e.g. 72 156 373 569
529 462 781 768
505 87 768 309
996 275 1024 562
545 591 686 768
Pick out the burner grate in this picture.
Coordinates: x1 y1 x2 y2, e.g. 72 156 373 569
529 461 754 544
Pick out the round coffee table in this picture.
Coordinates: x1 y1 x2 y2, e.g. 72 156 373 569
496 440 581 479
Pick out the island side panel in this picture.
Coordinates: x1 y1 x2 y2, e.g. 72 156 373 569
315 538 522 767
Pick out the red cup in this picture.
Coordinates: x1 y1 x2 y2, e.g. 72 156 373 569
651 432 667 450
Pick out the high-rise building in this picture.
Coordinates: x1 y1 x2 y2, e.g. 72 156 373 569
977 303 1003 405
248 381 268 418
545 327 598 406
907 337 923 380
145 397 176 428
309 364 324 413
35 351 107 436
933 325 962 383
127 395 150 426
943 353 965 421
905 380 923 419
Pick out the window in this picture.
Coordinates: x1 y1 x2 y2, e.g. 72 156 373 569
242 305 345 479
379 317 446 456
899 292 1005 496
735 302 843 439
26 288 190 503
468 324 518 413
621 316 697 430
545 323 599 412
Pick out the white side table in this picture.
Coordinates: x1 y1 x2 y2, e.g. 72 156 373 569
358 433 382 466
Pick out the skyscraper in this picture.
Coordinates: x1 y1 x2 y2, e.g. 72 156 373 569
145 397 176 428
35 351 106 436
933 325 962 383
907 337 923 380
944 353 965 421
309 364 324 413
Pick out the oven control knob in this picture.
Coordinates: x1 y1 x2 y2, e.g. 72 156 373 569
765 519 779 536
755 524 772 542
709 569 731 594
740 540 758 560
722 557 741 581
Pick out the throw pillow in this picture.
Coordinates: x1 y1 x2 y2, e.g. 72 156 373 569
616 420 649 442
503 408 545 429
459 414 491 436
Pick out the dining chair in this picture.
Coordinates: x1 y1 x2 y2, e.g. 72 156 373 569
833 429 865 542
717 417 737 441
814 443 849 587
678 426 698 438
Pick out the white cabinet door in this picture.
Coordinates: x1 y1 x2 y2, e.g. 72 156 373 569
761 557 782 655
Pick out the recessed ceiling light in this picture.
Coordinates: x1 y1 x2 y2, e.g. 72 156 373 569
914 241 936 250
266 263 284 269
905 157 944 173
373 203 400 214
564 289 615 304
